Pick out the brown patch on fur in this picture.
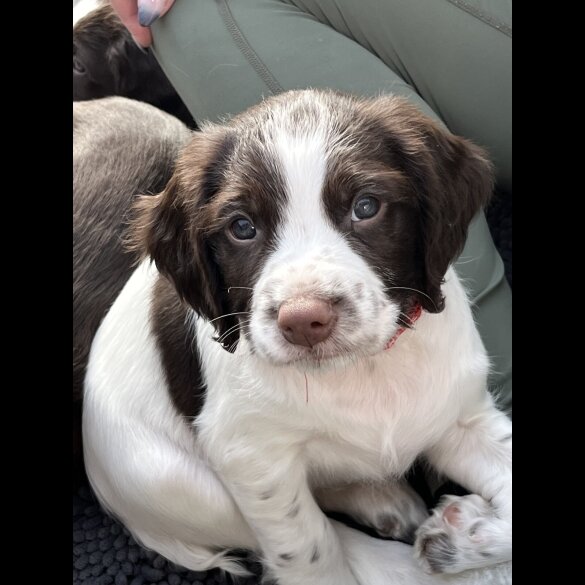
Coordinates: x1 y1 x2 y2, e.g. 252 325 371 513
317 93 493 314
129 129 237 345
151 276 207 419
358 96 494 312
129 126 288 350
323 156 421 315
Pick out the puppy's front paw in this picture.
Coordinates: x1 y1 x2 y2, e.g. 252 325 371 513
414 494 511 574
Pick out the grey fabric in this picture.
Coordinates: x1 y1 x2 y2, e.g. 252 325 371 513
280 0 512 190
151 1 439 121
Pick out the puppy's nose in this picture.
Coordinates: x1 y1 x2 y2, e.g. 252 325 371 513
277 297 337 347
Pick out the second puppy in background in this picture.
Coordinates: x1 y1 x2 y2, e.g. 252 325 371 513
73 0 196 128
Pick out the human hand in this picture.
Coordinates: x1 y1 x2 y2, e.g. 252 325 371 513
110 0 175 48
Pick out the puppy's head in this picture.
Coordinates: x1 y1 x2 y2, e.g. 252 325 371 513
131 90 493 364
74 3 130 100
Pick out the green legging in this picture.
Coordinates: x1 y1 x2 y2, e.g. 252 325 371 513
151 0 512 414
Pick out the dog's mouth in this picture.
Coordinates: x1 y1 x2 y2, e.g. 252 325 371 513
249 322 400 367
248 286 404 365
282 345 355 366
284 348 379 368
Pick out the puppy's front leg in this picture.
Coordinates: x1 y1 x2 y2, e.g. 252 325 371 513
314 479 428 543
215 442 359 585
416 394 512 573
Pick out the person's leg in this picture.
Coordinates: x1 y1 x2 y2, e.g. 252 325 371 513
150 0 511 413
151 0 439 122
280 0 512 192
152 0 511 190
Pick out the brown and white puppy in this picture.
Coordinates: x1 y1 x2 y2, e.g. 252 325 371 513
73 1 196 128
81 89 512 584
73 96 191 489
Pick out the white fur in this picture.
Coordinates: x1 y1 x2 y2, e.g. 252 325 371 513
83 112 511 585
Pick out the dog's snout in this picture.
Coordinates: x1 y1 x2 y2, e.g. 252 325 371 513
277 297 337 347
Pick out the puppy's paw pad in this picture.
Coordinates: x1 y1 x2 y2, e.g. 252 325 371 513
414 495 509 574
442 502 462 527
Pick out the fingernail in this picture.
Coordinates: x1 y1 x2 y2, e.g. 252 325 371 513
138 8 159 27
137 0 165 26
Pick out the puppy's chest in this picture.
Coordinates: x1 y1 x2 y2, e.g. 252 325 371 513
301 389 430 481
202 352 436 480
302 426 420 485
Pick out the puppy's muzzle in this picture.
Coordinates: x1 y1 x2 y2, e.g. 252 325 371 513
277 296 338 347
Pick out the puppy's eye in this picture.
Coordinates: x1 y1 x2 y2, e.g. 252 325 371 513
352 196 380 221
73 56 86 74
230 217 256 240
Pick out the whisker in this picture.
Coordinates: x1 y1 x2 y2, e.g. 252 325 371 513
398 311 417 328
217 332 244 348
385 286 437 310
208 311 251 324
215 318 250 340
216 320 251 344
454 258 476 266
227 286 254 293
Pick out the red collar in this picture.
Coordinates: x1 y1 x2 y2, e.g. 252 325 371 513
384 304 423 351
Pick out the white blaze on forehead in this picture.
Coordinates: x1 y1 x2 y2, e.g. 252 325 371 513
273 127 335 248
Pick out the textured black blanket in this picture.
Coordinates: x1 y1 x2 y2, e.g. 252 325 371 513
73 192 511 585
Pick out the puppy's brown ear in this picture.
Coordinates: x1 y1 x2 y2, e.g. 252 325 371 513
129 130 237 347
131 175 208 311
368 96 494 312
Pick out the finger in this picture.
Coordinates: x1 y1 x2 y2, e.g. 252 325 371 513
160 0 176 18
